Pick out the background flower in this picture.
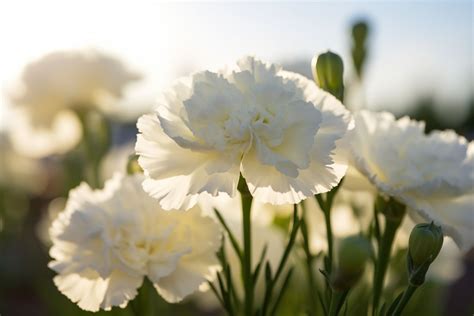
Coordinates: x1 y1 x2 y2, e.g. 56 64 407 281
49 173 221 311
350 110 474 252
136 56 351 210
9 50 141 158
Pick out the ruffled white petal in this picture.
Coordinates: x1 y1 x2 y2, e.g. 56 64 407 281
350 110 474 252
49 174 222 310
136 113 240 210
53 269 142 312
136 56 351 208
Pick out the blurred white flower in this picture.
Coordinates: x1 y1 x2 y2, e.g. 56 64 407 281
350 110 474 252
136 56 351 210
37 197 67 246
9 50 140 157
49 173 221 312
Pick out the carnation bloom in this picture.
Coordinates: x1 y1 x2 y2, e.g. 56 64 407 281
9 50 140 157
49 174 221 312
350 110 474 252
136 56 351 209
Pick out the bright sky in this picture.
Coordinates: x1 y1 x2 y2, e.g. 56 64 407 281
0 1 472 126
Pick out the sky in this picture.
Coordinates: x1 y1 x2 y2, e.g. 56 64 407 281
0 1 472 127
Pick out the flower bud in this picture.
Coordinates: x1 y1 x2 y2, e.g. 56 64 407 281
352 21 369 45
408 222 443 267
311 51 344 101
351 20 370 78
331 235 372 291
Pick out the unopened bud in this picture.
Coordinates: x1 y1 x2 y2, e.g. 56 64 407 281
331 235 372 291
351 20 370 78
311 51 344 101
409 222 443 267
352 21 369 45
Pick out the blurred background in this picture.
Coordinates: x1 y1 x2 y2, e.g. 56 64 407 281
0 1 472 315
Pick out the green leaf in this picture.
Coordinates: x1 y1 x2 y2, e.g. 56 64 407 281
270 268 294 316
253 243 268 284
214 208 243 261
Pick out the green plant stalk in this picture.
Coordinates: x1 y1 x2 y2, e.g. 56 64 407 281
261 206 300 316
316 194 334 271
129 279 155 316
241 191 254 316
300 207 318 316
76 109 111 189
328 290 347 316
324 207 334 268
372 218 402 313
391 284 417 316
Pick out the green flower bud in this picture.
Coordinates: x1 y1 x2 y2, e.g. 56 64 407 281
311 51 344 101
126 154 143 175
351 20 370 78
409 222 443 267
352 21 369 45
331 235 372 291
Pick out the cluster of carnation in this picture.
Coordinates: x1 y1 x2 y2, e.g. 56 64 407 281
48 56 474 312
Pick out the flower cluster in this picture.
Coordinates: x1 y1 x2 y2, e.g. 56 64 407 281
49 173 221 311
136 56 351 210
43 54 474 314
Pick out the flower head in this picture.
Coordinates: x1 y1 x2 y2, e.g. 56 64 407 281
136 56 351 209
49 174 221 311
350 110 474 252
10 50 140 157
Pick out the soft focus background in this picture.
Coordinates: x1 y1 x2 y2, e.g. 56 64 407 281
0 1 472 315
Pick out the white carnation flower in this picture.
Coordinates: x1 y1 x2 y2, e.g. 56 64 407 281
136 56 351 209
49 173 221 312
350 110 474 252
10 50 140 157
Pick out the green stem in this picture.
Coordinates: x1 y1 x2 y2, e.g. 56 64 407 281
328 290 347 316
316 194 334 271
372 218 402 313
76 109 110 189
241 190 254 316
300 205 318 316
324 207 334 268
129 279 155 316
391 284 417 316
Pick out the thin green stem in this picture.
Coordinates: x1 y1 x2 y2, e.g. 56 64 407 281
241 191 254 316
300 204 318 316
324 207 334 268
316 194 334 271
391 284 417 316
372 218 402 313
328 290 347 316
261 206 300 316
